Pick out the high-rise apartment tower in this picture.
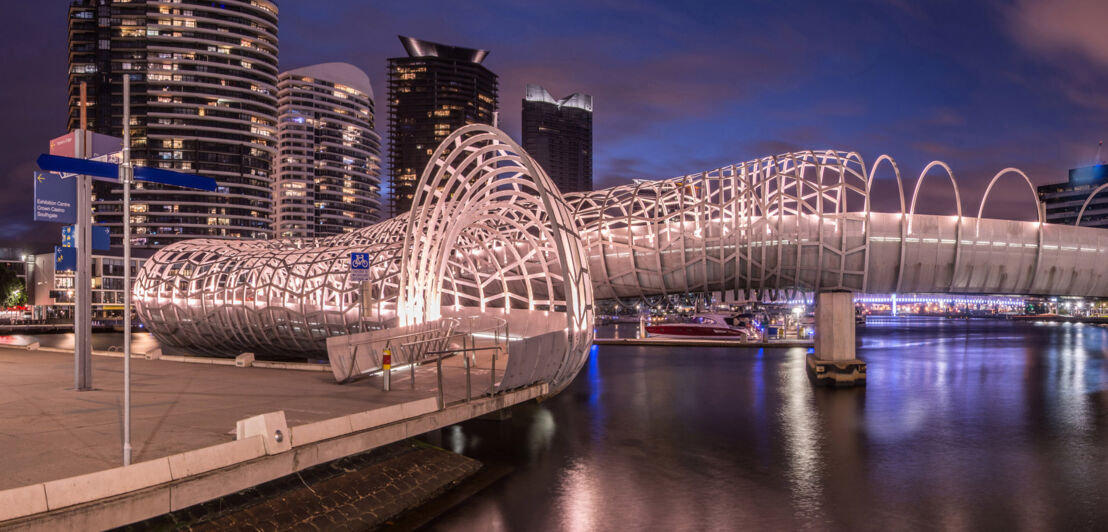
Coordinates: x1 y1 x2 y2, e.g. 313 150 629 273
275 63 382 238
67 0 279 248
386 36 497 215
521 84 593 193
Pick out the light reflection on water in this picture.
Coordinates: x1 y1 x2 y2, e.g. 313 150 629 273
426 319 1108 531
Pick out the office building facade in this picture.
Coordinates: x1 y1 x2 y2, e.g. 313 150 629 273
275 63 382 238
521 84 593 193
387 36 498 215
1038 165 1108 228
67 0 280 248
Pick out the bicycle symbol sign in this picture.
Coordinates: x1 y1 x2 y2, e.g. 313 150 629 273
350 252 370 281
350 252 370 269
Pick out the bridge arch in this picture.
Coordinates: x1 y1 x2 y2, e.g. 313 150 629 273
976 168 1045 293
399 124 594 391
1075 182 1108 227
865 154 907 293
906 161 963 292
976 168 1042 230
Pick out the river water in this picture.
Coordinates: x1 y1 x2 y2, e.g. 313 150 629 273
425 318 1108 530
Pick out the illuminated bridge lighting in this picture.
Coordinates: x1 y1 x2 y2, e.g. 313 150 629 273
136 125 1108 394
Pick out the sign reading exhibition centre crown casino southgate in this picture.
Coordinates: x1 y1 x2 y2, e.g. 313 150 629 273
33 172 77 223
350 252 370 282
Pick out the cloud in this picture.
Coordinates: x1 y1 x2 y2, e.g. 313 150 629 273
1008 0 1108 70
927 107 967 127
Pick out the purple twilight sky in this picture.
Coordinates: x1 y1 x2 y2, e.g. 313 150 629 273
1 0 1106 246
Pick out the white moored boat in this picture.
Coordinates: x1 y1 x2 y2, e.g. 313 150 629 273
645 313 759 340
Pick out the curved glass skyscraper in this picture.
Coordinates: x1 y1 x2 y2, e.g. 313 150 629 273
68 0 280 248
275 62 382 238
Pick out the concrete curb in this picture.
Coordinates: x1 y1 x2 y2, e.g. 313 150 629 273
18 345 330 372
43 457 172 510
0 485 47 522
0 385 545 530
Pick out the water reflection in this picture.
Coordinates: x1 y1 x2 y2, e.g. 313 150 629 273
426 319 1108 530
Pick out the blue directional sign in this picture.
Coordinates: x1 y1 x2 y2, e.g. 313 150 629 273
92 225 110 251
35 153 217 191
133 165 218 191
34 172 77 223
55 246 76 272
61 225 74 247
350 252 370 282
62 225 111 250
35 154 118 180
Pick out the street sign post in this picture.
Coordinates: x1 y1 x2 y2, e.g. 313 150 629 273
36 153 216 191
92 225 110 251
62 225 108 250
350 252 370 282
61 225 74 247
54 246 76 271
33 172 77 223
33 76 216 466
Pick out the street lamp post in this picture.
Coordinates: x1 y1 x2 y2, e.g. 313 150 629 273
121 75 134 466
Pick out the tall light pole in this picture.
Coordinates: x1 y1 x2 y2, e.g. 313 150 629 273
34 86 218 467
121 74 134 466
75 82 93 391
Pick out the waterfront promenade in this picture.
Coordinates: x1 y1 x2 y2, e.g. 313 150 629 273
0 346 428 489
0 344 533 529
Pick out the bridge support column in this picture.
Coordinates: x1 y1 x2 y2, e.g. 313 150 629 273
806 290 866 387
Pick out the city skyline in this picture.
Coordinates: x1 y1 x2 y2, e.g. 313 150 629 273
1 0 1106 244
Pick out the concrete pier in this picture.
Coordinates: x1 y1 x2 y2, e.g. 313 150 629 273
806 290 866 387
0 345 535 529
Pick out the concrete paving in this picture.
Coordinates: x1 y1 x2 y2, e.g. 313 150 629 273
0 346 499 490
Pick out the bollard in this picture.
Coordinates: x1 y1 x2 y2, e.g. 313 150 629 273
465 352 471 403
382 348 392 391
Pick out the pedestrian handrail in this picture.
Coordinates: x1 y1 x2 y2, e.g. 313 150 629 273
422 345 507 409
330 317 459 383
327 313 513 408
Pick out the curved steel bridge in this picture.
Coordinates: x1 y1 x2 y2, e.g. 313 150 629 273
135 125 1108 391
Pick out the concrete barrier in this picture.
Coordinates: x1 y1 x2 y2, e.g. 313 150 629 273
42 458 172 510
291 416 354 447
0 484 47 521
235 352 255 367
350 403 405 432
2 385 546 530
144 347 162 360
235 411 291 455
167 437 266 480
400 396 439 418
168 451 295 513
23 342 39 351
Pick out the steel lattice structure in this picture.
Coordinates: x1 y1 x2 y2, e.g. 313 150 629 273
137 125 1108 390
136 125 594 391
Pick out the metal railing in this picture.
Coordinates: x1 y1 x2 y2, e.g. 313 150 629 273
339 314 511 410
415 315 510 409
338 318 458 384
